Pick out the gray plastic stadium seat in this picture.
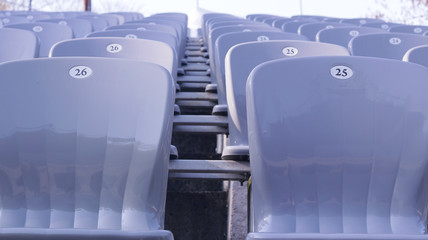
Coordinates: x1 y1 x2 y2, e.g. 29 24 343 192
1 16 30 25
272 18 292 29
209 25 280 86
202 13 236 41
350 32 428 60
298 22 353 41
0 28 39 62
209 20 268 32
87 29 178 55
213 31 308 115
204 16 241 43
0 57 174 240
361 22 402 30
290 15 325 21
50 38 177 80
101 13 125 25
223 41 349 160
403 44 428 68
389 25 428 35
75 15 109 32
5 22 73 57
127 19 186 61
317 26 386 48
106 23 179 40
340 17 384 25
15 13 51 22
322 17 343 22
282 19 318 33
109 12 142 22
38 18 93 38
246 55 428 240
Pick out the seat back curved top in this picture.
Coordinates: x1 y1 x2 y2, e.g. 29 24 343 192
317 26 386 48
263 17 280 26
340 17 384 26
106 23 178 40
290 15 325 21
272 18 292 29
204 16 241 42
0 57 174 239
101 13 125 25
214 32 309 110
109 11 142 22
209 25 281 86
246 56 428 238
403 44 428 68
75 15 109 32
322 17 343 23
223 41 349 160
1 15 30 25
246 14 274 21
202 13 236 41
389 25 428 35
0 28 39 62
14 13 51 22
5 22 73 57
87 29 178 54
38 18 93 38
298 22 353 41
50 37 177 80
361 22 402 30
349 32 428 60
126 19 185 60
282 19 318 33
209 20 269 33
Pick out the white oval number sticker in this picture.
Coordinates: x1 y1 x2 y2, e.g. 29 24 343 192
137 27 146 31
106 44 122 53
2 18 10 24
349 30 359 37
69 66 92 79
381 24 389 29
58 20 67 25
359 19 367 24
414 27 423 33
330 65 353 80
125 34 137 39
389 37 401 45
257 35 270 41
33 26 43 32
282 47 298 56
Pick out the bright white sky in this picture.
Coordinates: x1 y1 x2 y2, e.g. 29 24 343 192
91 0 401 18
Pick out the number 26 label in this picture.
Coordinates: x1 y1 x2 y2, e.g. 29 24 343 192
106 43 122 53
69 66 93 79
330 65 353 79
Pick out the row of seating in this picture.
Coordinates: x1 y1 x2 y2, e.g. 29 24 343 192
202 13 428 240
2 9 428 240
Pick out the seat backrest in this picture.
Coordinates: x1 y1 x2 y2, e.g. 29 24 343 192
107 23 178 40
0 57 174 231
1 16 30 25
214 31 308 106
50 37 177 80
247 55 428 234
317 26 386 48
38 18 93 38
5 22 73 57
350 32 428 60
361 22 402 30
209 20 268 32
75 15 109 32
209 25 280 81
340 18 384 26
389 25 428 35
298 22 353 41
403 44 428 68
87 29 178 54
223 41 349 159
0 28 39 62
15 13 51 22
272 18 292 29
282 19 318 33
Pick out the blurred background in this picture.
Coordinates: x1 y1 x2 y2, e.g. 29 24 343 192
1 0 428 29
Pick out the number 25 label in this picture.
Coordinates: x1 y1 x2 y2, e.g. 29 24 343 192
282 47 298 56
330 65 353 79
69 66 93 79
